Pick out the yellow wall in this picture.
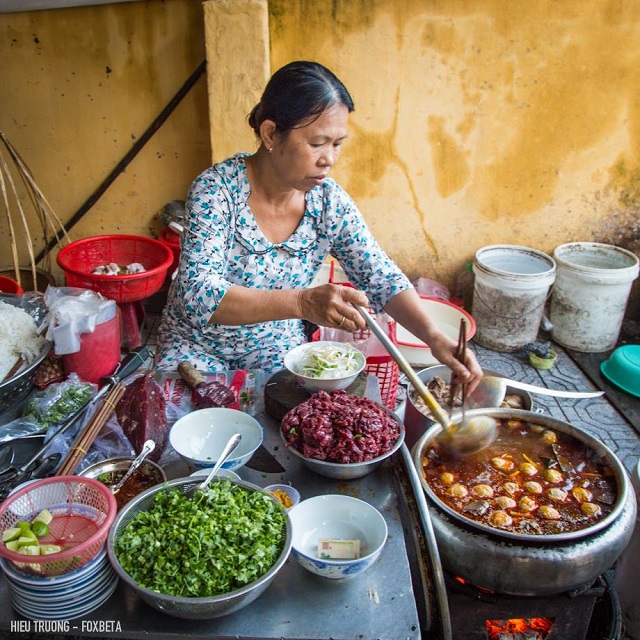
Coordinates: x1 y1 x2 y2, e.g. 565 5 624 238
0 0 210 279
2 0 640 312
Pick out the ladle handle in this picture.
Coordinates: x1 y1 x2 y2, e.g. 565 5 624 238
111 439 156 495
354 305 452 430
197 433 242 491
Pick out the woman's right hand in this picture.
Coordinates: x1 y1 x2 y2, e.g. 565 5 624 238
297 284 369 333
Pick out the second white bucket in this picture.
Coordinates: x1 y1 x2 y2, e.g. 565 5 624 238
472 245 556 352
549 242 639 352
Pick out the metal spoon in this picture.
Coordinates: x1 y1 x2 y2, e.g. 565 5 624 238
110 439 156 495
185 433 242 498
354 305 496 456
467 376 605 409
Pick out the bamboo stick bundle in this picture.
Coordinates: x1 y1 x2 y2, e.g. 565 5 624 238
0 131 71 290
56 382 127 477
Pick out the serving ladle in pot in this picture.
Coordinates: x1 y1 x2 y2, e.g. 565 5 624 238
354 306 497 456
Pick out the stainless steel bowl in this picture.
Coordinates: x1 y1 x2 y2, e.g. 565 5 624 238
79 456 167 508
0 295 52 415
403 365 533 450
107 477 292 619
280 410 405 480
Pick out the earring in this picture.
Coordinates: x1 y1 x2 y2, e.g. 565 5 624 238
268 147 273 153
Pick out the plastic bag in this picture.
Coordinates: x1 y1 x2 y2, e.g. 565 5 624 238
43 286 117 355
43 402 135 473
412 277 451 301
21 373 96 432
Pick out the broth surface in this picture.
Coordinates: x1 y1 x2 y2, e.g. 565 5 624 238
421 417 617 535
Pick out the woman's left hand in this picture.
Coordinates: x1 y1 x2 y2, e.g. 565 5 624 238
427 332 483 391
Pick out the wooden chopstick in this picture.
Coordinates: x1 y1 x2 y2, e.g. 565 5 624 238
449 319 468 419
55 382 127 477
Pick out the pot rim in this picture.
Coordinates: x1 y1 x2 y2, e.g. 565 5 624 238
412 407 630 543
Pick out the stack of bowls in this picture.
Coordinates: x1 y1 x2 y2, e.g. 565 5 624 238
0 548 118 620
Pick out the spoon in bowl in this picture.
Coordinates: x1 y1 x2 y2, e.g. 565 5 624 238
185 433 242 499
354 305 497 456
110 439 156 496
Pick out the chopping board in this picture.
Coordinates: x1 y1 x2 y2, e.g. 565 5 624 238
264 370 369 421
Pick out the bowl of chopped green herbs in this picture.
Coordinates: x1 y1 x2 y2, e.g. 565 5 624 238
107 477 292 619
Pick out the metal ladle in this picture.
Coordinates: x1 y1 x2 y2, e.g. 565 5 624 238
185 433 242 499
467 376 605 409
110 439 156 495
354 306 497 456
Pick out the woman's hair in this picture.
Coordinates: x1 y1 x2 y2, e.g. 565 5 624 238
248 61 354 138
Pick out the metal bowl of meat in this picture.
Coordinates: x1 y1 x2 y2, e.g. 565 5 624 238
403 365 532 450
0 295 52 415
107 477 291 619
280 390 405 480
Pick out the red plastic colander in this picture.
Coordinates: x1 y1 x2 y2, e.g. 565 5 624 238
0 476 117 577
56 234 173 304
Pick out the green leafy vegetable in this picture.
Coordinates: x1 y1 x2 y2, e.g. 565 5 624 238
23 380 93 430
114 481 287 597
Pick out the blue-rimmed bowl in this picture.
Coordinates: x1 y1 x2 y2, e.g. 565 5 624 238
288 494 387 580
169 407 264 471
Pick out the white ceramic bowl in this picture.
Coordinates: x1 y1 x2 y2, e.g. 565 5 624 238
283 341 366 393
289 495 388 580
169 408 264 471
264 484 301 510
395 296 476 367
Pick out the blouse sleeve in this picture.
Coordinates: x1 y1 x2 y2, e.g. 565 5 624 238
325 183 413 311
170 165 238 332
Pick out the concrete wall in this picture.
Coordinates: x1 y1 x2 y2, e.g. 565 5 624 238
2 0 639 313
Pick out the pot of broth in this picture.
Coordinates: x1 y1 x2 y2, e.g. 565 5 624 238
412 408 637 595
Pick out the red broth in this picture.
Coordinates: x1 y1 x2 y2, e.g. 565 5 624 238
421 417 617 535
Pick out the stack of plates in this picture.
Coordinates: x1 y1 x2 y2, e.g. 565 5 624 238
0 548 118 620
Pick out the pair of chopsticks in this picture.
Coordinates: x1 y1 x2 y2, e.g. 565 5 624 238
55 382 127 476
449 319 468 421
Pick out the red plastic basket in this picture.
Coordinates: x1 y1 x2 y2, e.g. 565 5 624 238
0 476 117 577
57 234 173 303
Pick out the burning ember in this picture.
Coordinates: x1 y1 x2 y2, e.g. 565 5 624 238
486 617 554 640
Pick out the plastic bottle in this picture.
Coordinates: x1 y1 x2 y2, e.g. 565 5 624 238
455 262 475 313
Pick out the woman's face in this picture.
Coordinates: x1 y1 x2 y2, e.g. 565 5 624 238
272 103 350 192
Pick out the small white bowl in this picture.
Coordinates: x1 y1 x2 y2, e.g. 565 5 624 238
289 494 387 580
283 341 366 393
264 484 301 510
169 408 264 471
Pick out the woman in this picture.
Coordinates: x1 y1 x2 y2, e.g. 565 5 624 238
156 61 482 382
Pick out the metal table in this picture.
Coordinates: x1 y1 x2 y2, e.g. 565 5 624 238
0 372 422 640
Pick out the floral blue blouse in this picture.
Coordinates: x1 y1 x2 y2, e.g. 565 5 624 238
155 153 412 372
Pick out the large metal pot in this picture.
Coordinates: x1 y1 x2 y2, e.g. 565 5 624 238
412 408 637 596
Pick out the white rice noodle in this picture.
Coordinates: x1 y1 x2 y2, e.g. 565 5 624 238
0 301 47 381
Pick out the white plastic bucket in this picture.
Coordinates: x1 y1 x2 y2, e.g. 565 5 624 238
549 242 639 352
472 245 556 352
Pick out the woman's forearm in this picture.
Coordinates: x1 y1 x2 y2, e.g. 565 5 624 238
209 286 302 325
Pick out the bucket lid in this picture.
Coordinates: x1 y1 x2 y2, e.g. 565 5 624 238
600 345 640 398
